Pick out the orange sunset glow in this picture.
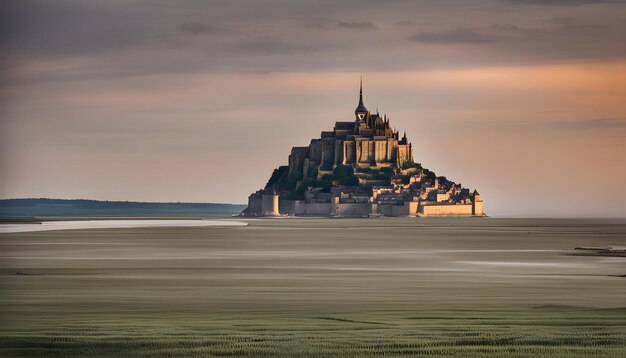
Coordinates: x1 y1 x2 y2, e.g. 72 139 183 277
1 0 625 217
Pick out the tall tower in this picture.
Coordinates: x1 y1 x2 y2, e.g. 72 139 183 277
472 190 483 216
354 77 368 122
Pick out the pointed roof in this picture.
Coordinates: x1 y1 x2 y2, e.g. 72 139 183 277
355 77 368 114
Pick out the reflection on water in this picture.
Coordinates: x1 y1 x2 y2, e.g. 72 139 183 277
455 261 591 268
0 219 247 233
0 218 625 312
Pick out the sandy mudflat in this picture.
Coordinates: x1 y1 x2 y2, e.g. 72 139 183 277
0 217 625 357
0 219 247 233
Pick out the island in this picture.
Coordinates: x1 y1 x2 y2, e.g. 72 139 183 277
242 80 484 217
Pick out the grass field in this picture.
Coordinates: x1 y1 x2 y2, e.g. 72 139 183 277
1 218 625 357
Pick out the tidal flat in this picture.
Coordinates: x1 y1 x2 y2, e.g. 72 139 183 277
1 218 625 357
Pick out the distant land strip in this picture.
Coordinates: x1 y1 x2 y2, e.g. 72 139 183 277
0 198 246 217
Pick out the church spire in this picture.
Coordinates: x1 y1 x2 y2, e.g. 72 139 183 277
359 76 363 102
354 77 368 120
357 77 365 109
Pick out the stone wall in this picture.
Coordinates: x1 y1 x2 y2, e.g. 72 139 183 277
356 140 371 164
377 204 411 216
279 199 471 218
287 125 409 178
295 202 332 216
374 139 388 163
288 147 308 181
245 193 279 216
334 203 372 217
377 205 394 216
405 201 418 216
473 195 484 216
309 140 323 163
320 138 335 170
302 158 317 180
247 193 262 214
279 199 297 214
343 141 356 165
419 203 473 217
387 140 397 162
261 194 279 216
397 144 411 167
334 140 344 166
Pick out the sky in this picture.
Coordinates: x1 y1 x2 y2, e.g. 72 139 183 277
1 0 626 217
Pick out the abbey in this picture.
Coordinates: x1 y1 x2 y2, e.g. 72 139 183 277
287 81 413 184
242 81 484 218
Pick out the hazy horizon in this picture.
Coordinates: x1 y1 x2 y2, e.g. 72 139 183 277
1 0 626 217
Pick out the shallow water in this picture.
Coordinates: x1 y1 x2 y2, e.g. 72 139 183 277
1 217 624 310
0 219 247 233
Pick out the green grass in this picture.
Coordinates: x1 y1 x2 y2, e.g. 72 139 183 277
2 313 625 357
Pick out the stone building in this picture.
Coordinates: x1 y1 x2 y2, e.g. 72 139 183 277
241 80 484 218
287 80 413 184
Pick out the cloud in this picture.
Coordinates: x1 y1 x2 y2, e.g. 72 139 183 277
543 20 607 36
393 21 415 26
490 24 543 34
0 0 156 59
1 0 626 84
233 36 316 54
303 23 326 29
337 21 378 30
175 23 227 35
545 17 578 26
409 28 494 44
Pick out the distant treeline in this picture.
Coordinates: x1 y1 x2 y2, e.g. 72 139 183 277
0 198 247 217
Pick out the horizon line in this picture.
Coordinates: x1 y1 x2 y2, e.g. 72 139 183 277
0 197 247 206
